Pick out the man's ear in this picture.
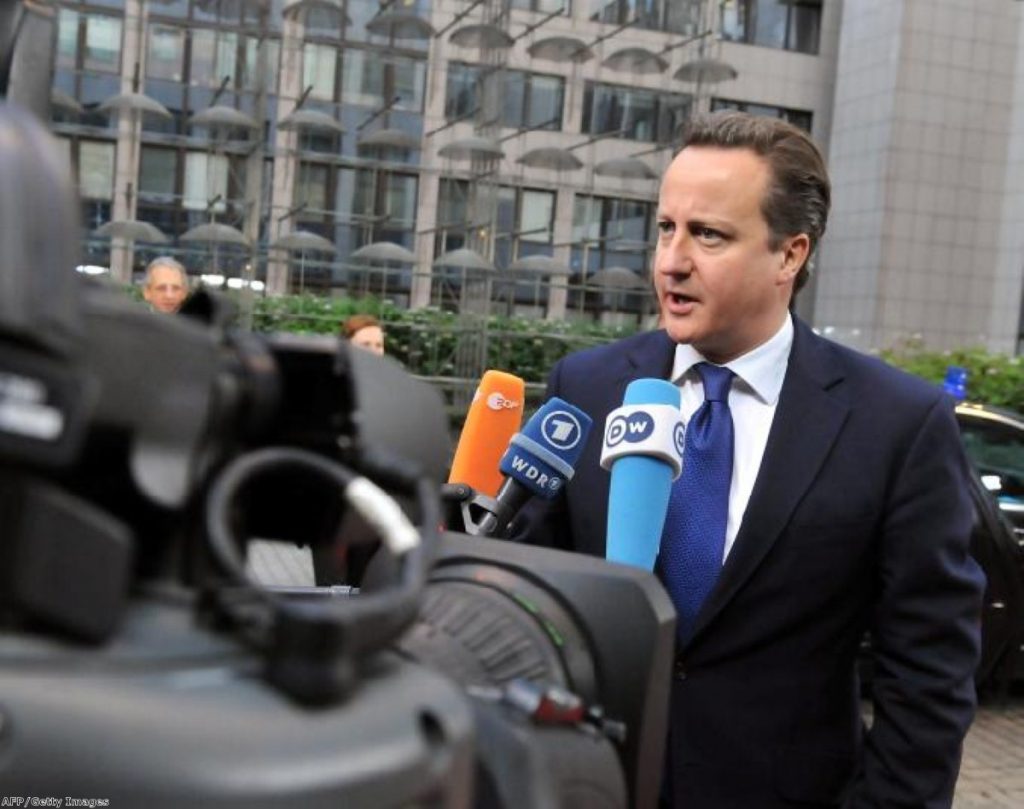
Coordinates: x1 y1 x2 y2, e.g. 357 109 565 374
777 233 810 285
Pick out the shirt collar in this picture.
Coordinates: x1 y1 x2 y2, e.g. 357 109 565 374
669 314 794 405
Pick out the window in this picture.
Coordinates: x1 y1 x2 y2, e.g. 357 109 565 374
147 25 184 82
494 186 555 268
591 0 703 35
571 194 655 274
445 64 564 130
711 98 813 132
191 29 239 87
959 415 1024 523
58 11 122 73
511 0 569 12
83 14 122 73
183 152 229 211
582 82 690 143
303 43 338 100
720 0 822 56
294 163 330 212
342 49 426 112
243 36 280 91
78 141 115 200
139 147 178 199
57 9 79 70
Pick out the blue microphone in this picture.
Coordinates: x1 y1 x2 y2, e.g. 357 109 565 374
601 379 684 570
475 397 593 537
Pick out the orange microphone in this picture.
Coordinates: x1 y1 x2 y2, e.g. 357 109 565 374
448 370 526 498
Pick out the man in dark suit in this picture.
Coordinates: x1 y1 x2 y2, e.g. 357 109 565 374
518 111 984 808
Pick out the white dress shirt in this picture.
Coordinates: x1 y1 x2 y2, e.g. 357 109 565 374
669 315 794 560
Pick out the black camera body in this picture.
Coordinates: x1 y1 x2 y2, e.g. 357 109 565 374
0 101 674 808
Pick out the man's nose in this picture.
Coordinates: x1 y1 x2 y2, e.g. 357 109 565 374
656 236 693 276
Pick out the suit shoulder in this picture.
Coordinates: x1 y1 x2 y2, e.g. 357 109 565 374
815 335 948 411
555 329 668 374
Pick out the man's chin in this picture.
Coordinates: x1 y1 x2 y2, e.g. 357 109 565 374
662 317 701 346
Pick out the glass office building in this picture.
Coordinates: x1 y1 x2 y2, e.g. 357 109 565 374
30 1 1024 352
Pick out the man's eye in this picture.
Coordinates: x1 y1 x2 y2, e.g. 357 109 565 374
693 227 723 242
657 221 674 235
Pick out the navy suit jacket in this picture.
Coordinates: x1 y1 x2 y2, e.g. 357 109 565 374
517 318 984 808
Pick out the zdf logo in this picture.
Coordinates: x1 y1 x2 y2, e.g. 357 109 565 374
605 412 655 447
487 392 521 411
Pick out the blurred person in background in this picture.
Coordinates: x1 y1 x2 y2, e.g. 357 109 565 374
142 257 189 314
342 314 385 356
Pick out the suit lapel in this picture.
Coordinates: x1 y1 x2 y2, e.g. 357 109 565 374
687 321 851 645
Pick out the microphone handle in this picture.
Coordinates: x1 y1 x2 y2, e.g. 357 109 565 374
475 478 532 538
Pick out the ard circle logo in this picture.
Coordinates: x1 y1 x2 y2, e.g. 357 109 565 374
541 410 582 450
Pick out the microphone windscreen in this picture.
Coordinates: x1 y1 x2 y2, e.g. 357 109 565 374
448 370 526 497
605 379 681 570
498 397 593 499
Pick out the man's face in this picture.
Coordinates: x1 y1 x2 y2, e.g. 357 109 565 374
653 146 806 363
143 266 187 314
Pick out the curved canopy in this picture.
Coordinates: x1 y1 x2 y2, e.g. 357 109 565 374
366 11 434 40
601 47 669 75
438 136 504 161
51 89 84 115
94 219 169 244
674 57 739 84
349 241 417 263
188 105 260 130
594 157 658 180
180 222 251 247
278 108 345 135
507 255 570 276
589 266 645 289
450 23 514 49
357 128 421 151
517 147 583 171
97 92 172 119
433 248 495 272
283 0 349 22
271 230 337 254
527 36 594 63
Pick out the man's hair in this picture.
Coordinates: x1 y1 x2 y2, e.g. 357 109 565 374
341 313 381 339
680 110 831 292
144 256 187 286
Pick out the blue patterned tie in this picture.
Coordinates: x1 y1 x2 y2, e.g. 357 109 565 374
660 362 735 641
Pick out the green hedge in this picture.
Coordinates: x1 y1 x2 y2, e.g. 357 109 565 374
880 342 1024 413
248 294 639 382
148 291 1023 414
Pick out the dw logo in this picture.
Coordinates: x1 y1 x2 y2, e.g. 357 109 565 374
541 410 583 450
673 422 686 457
605 412 655 447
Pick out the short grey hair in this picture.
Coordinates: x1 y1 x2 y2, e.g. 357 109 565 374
144 256 188 286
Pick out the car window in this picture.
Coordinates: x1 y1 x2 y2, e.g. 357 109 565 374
959 418 1024 508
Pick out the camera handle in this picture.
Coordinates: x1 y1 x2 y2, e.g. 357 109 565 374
203 446 439 705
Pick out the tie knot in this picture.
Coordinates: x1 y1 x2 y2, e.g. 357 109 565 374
696 362 734 402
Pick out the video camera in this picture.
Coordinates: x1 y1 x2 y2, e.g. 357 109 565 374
0 101 674 808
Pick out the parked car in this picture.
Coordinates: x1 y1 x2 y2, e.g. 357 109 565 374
956 402 1024 546
860 404 1024 693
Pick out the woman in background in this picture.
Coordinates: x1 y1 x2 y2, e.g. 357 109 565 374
341 314 385 356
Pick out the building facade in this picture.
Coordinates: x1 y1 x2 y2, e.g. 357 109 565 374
28 0 1024 352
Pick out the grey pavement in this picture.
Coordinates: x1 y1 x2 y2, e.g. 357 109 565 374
954 691 1024 808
